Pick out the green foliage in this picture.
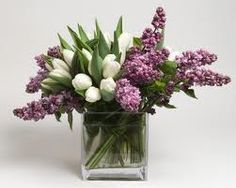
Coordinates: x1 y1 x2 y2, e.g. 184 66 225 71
75 89 85 98
67 111 73 130
160 60 177 76
164 103 176 109
90 47 103 85
100 89 114 102
112 32 120 57
86 39 99 49
98 31 110 58
54 111 62 122
95 19 101 38
115 16 123 38
183 88 198 99
133 37 142 47
57 34 73 51
78 24 89 42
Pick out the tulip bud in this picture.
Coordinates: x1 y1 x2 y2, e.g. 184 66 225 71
85 86 101 103
102 54 120 78
63 49 74 67
82 49 93 74
118 32 132 64
100 78 116 101
49 69 72 87
52 59 70 72
72 73 92 91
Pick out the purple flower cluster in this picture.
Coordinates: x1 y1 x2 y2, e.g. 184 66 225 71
13 91 83 121
47 46 62 58
152 7 166 30
141 28 162 49
115 79 141 112
35 54 47 70
183 68 231 87
177 49 218 70
147 48 170 65
26 69 48 93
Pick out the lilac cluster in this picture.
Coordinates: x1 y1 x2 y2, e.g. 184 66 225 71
183 68 231 87
146 48 170 65
151 7 166 30
115 79 141 112
177 49 218 70
26 69 48 93
13 91 83 121
35 54 47 70
141 28 162 50
122 55 160 85
47 46 62 58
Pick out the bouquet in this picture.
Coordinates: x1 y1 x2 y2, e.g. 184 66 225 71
13 7 231 180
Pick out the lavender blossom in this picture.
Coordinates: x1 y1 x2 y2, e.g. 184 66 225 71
146 48 170 65
47 46 62 58
177 49 218 69
141 28 162 50
183 68 231 87
115 79 141 112
152 7 166 30
25 69 49 93
13 91 83 121
35 54 47 70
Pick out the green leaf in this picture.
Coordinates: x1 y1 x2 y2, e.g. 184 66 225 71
98 31 110 58
90 47 103 85
67 111 73 130
75 89 85 98
95 19 101 38
160 60 177 75
67 26 92 52
164 104 176 109
115 16 123 38
71 50 85 77
133 37 142 47
58 34 73 51
183 88 198 99
86 39 99 49
78 24 89 42
54 112 62 122
49 74 72 88
112 32 120 57
156 28 165 50
100 89 114 102
152 80 166 92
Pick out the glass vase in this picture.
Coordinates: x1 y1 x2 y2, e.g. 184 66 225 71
81 112 148 181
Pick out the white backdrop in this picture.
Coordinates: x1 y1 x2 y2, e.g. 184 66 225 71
0 0 235 188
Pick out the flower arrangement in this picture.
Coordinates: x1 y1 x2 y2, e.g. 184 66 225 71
13 7 231 180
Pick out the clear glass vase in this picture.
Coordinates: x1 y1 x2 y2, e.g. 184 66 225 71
81 112 148 181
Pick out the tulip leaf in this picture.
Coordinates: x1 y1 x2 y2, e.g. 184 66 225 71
160 60 177 76
54 111 62 122
58 34 73 51
75 89 85 98
71 51 85 76
98 31 110 58
183 88 198 99
95 19 101 38
133 37 142 47
78 24 89 42
100 89 114 102
164 104 176 109
156 28 165 50
86 39 99 49
91 47 103 86
67 111 73 130
49 74 72 88
112 32 120 58
67 26 92 53
115 16 123 38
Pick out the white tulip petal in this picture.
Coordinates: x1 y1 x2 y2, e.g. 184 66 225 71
72 73 92 91
103 61 121 78
52 59 70 72
63 49 74 67
85 86 101 103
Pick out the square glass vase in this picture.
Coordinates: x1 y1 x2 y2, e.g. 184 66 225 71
81 112 148 181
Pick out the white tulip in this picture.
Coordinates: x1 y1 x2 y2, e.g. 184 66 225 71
63 49 74 67
104 32 112 49
45 63 53 71
41 78 58 85
40 83 52 91
102 55 121 78
85 86 101 103
82 49 93 74
49 69 72 80
100 78 116 101
52 59 70 72
118 32 132 64
168 51 181 61
72 73 92 91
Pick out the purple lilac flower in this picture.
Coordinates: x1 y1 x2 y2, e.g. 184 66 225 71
47 46 62 58
26 69 49 93
183 68 231 86
122 55 160 85
35 54 47 70
177 49 218 70
141 28 162 49
152 7 166 30
13 91 83 121
115 79 141 112
146 48 170 65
